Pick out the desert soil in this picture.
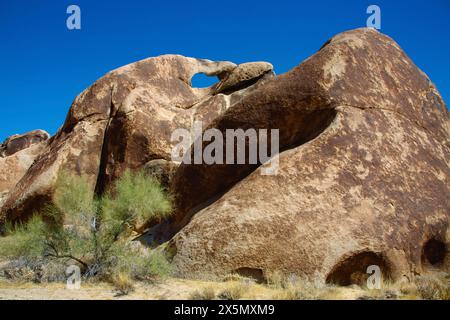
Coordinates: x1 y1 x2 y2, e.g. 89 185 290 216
0 277 387 300
0 278 212 300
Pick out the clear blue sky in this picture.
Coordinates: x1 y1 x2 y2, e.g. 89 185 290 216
0 0 449 141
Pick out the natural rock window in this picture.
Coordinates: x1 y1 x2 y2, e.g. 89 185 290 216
191 73 219 89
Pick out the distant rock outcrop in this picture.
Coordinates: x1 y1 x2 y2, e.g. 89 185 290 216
1 28 448 284
0 130 49 157
0 130 49 207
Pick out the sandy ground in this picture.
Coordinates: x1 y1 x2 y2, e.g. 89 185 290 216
0 277 382 300
0 279 275 300
0 257 370 300
0 279 211 300
0 259 427 300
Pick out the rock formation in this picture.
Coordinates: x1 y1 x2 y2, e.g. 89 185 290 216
0 130 49 158
165 28 449 283
0 130 49 207
0 56 274 224
1 28 449 285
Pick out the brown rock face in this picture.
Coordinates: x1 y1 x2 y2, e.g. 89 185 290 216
0 55 274 223
0 130 49 157
163 28 449 282
0 130 49 205
1 28 448 284
0 191 7 207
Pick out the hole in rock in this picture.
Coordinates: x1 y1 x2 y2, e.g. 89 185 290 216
422 238 447 267
326 251 391 286
233 267 265 283
191 73 219 89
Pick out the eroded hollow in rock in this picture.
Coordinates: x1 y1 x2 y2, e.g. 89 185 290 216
325 251 391 286
216 72 269 95
422 238 447 267
233 267 265 283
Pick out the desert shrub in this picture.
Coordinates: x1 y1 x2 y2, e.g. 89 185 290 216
267 272 342 300
352 274 450 300
108 245 172 282
101 170 173 234
0 216 47 260
0 169 173 288
146 250 173 278
396 280 419 297
111 272 135 295
190 286 216 300
266 270 286 289
218 281 249 300
273 278 321 300
414 273 450 300
0 258 67 283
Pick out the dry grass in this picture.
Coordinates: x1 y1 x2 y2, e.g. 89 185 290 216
410 273 450 300
355 273 449 300
187 271 450 300
265 271 449 300
222 273 253 282
217 281 250 300
266 270 285 288
0 266 448 300
188 276 261 300
189 286 216 300
269 276 341 300
111 272 135 296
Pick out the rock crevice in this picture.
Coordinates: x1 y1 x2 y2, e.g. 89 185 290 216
0 28 448 284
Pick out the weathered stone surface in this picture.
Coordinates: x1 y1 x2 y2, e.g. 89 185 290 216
0 130 49 157
1 28 448 286
143 159 178 190
163 28 450 283
0 142 48 194
0 191 8 208
0 130 49 203
0 55 273 223
214 62 274 94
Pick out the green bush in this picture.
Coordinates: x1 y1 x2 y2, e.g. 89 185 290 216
0 216 47 260
108 245 173 281
0 169 173 286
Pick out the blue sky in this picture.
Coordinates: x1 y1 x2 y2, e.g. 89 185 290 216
0 0 449 141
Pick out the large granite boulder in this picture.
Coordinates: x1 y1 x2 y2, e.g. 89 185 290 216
0 55 274 223
162 28 449 283
1 28 448 285
0 130 49 207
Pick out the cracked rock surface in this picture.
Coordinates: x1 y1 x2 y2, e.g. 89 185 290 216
0 28 449 284
0 55 274 223
165 28 449 282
